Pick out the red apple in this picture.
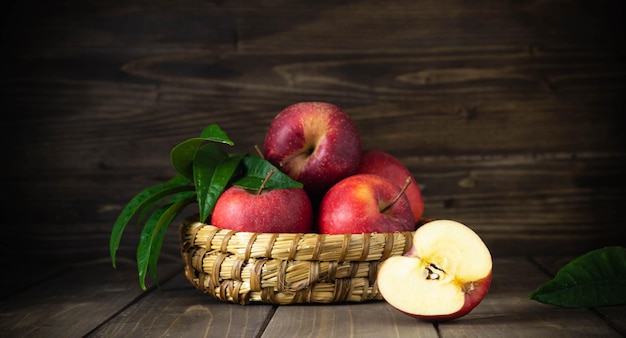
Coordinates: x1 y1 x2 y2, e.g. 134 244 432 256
377 220 492 321
263 102 362 198
211 185 313 233
317 174 415 234
356 149 424 222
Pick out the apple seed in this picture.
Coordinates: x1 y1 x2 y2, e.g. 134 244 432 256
424 263 445 280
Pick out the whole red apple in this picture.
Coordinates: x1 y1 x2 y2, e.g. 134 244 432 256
356 149 424 222
263 102 362 198
377 220 492 321
211 185 313 233
317 174 415 234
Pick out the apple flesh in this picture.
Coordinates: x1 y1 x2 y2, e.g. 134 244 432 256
263 102 362 198
377 220 492 321
317 174 415 234
211 185 313 233
356 149 424 222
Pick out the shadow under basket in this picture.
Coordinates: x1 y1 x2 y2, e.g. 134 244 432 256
180 217 429 305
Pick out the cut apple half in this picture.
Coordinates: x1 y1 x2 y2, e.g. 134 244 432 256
377 219 492 321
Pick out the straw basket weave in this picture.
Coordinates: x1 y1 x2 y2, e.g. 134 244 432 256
180 217 426 305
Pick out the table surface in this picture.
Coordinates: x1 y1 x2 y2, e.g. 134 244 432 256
1 243 624 338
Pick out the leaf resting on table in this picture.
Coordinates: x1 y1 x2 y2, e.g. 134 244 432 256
529 246 626 307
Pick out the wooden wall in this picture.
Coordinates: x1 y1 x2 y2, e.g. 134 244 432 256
2 0 625 262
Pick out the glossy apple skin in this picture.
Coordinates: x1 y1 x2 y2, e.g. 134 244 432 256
263 102 362 198
211 186 313 233
317 174 415 234
356 149 424 222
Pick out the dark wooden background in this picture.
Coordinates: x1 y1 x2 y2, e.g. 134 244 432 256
2 0 625 267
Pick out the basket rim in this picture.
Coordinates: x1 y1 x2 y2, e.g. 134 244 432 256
181 214 432 236
179 216 434 263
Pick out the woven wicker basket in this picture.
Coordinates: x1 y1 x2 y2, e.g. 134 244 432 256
180 217 430 305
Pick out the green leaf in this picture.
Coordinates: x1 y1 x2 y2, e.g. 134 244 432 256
136 194 195 290
136 204 168 291
200 124 234 145
529 246 626 307
170 124 234 180
147 192 196 288
233 155 303 190
195 151 245 223
135 184 191 226
110 175 192 268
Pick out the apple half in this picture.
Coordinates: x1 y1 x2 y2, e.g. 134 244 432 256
377 220 492 321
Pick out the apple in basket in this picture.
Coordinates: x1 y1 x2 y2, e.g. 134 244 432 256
211 173 313 233
317 173 415 234
377 220 492 321
356 149 424 222
263 102 362 198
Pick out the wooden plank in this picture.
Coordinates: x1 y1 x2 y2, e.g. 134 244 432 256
234 2 626 51
412 155 626 256
0 258 182 337
90 272 275 338
437 257 623 337
4 48 625 161
4 154 624 257
533 255 626 337
2 0 625 261
0 222 183 265
261 301 438 338
0 261 71 300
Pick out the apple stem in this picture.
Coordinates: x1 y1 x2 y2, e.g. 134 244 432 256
278 147 313 167
380 176 412 213
257 169 275 195
254 145 264 159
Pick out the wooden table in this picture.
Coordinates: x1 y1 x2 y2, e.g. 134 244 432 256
2 0 626 337
1 239 624 337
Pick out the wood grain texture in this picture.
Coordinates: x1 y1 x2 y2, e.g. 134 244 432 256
1 1 625 336
437 257 624 337
1 249 624 336
0 259 182 338
262 301 438 338
91 272 275 338
2 1 625 260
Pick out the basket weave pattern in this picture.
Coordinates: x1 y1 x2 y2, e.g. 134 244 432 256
180 218 416 304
